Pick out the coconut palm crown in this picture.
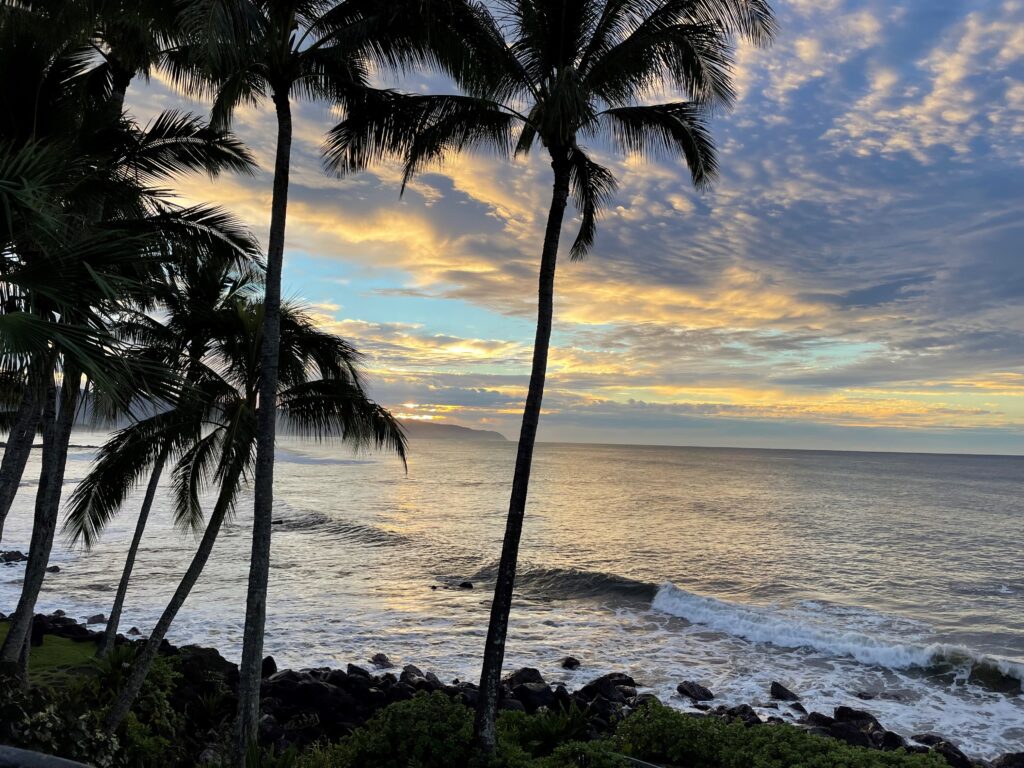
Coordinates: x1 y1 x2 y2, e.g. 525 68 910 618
325 0 776 753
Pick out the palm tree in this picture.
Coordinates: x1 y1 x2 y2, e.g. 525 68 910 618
0 29 257 672
101 297 407 731
167 0 496 751
63 257 262 658
325 0 776 751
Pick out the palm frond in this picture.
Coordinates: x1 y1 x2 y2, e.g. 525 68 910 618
566 145 617 260
600 101 718 188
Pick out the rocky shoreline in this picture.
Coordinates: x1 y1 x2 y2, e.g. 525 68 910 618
4 608 1023 768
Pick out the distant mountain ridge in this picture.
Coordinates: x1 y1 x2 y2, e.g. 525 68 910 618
399 420 507 441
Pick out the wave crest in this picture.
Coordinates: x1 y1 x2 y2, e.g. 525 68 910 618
652 583 1023 694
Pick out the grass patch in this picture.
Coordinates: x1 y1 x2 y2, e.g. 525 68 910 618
0 619 97 685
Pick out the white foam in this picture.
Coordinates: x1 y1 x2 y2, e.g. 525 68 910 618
652 582 1024 683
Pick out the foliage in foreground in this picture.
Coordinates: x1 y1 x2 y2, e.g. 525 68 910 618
0 633 231 767
295 692 946 768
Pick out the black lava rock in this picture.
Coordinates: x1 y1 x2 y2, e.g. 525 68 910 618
769 681 800 701
676 680 714 702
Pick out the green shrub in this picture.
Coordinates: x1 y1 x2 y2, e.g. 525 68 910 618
77 645 183 766
0 680 124 767
299 691 482 768
613 704 947 768
499 703 592 758
536 741 627 768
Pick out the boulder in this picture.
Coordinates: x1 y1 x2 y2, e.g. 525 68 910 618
579 673 636 703
45 565 60 573
769 681 800 701
262 655 278 677
458 581 474 589
790 702 807 715
346 663 371 679
993 754 1024 768
504 667 546 688
370 652 394 669
0 551 27 563
561 656 581 670
512 682 556 713
499 698 525 712
724 704 761 726
805 712 835 728
912 734 945 747
128 626 141 636
676 680 714 702
931 741 972 768
86 613 106 625
826 722 873 749
880 731 907 751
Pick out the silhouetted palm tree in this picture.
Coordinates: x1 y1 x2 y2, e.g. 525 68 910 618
0 9 257 672
102 297 407 731
63 256 263 658
167 0 497 752
326 0 775 751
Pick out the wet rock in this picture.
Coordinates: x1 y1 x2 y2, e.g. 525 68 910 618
512 682 556 713
912 734 945 747
993 754 1024 768
805 712 835 728
346 664 371 679
386 681 416 703
370 652 394 669
880 731 907 751
45 565 60 573
0 550 27 563
262 655 278 677
629 693 662 708
724 704 761 726
834 706 878 724
580 673 636 703
458 581 474 589
676 680 714 702
499 698 525 712
128 626 141 636
561 656 581 670
504 667 546 688
770 681 800 701
931 741 972 768
827 722 873 749
790 702 807 715
86 613 106 625
51 609 65 617
399 662 423 678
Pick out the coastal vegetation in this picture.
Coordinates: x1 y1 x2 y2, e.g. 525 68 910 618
1 1 1014 768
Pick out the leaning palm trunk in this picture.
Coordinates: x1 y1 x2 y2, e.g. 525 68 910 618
104 459 244 731
474 157 571 752
234 93 293 760
0 362 80 677
97 447 170 658
0 387 41 542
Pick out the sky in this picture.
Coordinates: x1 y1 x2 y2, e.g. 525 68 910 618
130 0 1024 454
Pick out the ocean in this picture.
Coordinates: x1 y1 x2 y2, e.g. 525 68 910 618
2 435 1022 758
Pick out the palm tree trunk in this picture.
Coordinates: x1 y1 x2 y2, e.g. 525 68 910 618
0 362 79 677
234 91 292 763
104 459 244 732
97 447 169 659
0 386 41 543
473 152 572 753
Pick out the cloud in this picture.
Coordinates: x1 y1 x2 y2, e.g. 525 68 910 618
118 0 1024 452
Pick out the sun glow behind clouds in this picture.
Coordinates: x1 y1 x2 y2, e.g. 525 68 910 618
126 0 1024 453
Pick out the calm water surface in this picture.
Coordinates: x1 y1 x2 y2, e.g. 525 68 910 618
2 436 1022 757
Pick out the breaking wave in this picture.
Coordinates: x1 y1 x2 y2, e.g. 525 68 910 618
652 583 1024 694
